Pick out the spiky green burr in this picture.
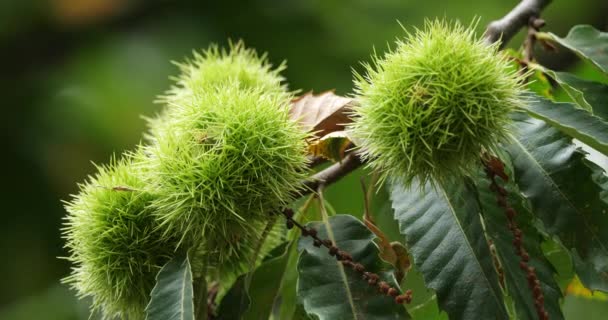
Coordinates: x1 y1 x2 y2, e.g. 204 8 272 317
148 41 288 137
62 42 308 317
62 154 176 320
351 20 525 185
170 40 286 95
144 68 308 275
144 83 307 250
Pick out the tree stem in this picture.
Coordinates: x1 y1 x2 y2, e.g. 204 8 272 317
295 152 363 199
484 0 552 48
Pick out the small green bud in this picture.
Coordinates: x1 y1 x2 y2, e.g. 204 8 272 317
62 154 176 319
351 19 525 185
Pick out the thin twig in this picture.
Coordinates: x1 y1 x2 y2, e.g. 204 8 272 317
484 0 552 48
294 152 363 199
307 155 327 168
523 17 546 64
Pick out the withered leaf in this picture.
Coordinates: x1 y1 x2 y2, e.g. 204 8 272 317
289 91 355 137
361 178 411 283
307 131 353 162
363 214 411 283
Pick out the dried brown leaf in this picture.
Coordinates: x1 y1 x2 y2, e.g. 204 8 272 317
361 178 411 283
289 91 355 137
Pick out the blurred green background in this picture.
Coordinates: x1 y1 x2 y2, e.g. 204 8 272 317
1 0 607 319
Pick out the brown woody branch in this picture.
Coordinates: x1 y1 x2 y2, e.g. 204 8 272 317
484 0 552 48
523 18 547 64
295 152 363 198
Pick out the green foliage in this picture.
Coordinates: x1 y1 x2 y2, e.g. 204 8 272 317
537 25 608 74
351 19 525 186
63 154 177 320
270 231 302 320
543 71 608 119
297 214 410 320
145 253 194 320
217 242 294 319
473 160 563 320
390 178 507 320
520 93 608 157
537 67 595 112
505 112 608 291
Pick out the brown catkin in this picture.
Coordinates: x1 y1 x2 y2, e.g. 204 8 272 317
483 156 547 319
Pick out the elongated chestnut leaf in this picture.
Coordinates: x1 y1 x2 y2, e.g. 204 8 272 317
506 112 608 291
145 253 194 320
473 161 563 320
271 240 302 320
520 93 608 157
390 178 508 320
297 214 410 320
537 25 608 74
536 66 594 112
218 242 294 320
545 71 608 120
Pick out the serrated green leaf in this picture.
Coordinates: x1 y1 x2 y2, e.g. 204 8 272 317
243 242 293 319
473 161 563 320
542 239 575 291
271 240 301 320
217 276 250 320
390 178 508 320
528 70 554 99
536 67 594 111
145 253 194 320
548 71 608 119
520 93 608 156
533 65 608 117
506 112 608 291
217 242 294 320
297 214 409 320
537 25 608 74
